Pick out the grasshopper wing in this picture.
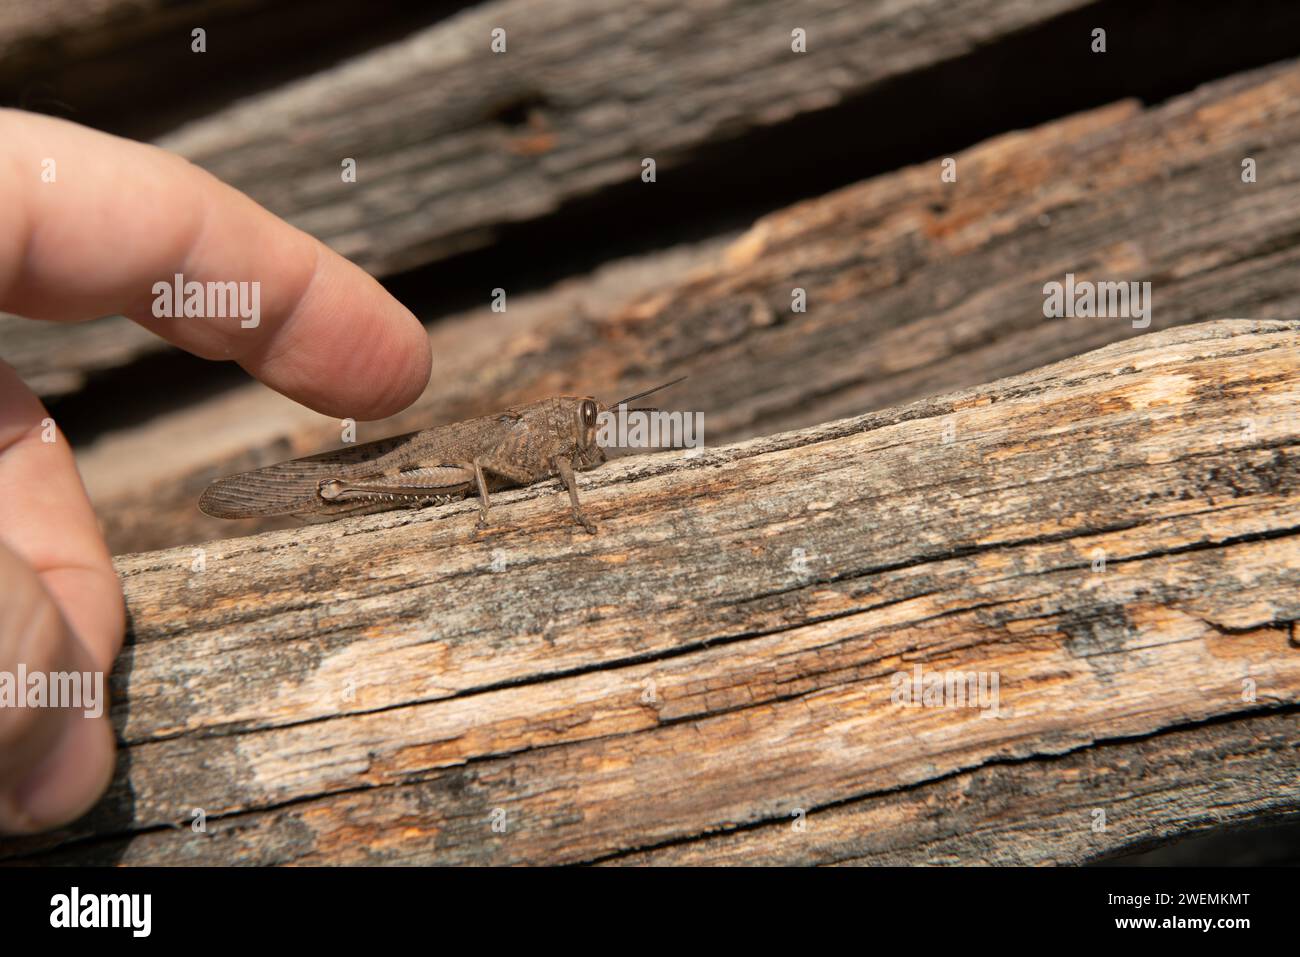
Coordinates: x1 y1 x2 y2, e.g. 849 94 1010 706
199 431 432 519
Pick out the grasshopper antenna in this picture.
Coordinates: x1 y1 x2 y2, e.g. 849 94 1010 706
611 376 687 408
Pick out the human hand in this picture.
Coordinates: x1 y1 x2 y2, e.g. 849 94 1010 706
0 109 431 833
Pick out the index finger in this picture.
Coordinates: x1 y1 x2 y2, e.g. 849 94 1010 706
0 109 431 419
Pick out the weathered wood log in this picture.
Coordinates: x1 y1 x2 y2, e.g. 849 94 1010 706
10 15 1300 403
11 3 1300 405
75 58 1300 553
4 0 1106 396
155 0 1097 275
33 0 1296 402
2 319 1296 865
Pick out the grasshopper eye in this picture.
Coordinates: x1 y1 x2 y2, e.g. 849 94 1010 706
581 400 598 429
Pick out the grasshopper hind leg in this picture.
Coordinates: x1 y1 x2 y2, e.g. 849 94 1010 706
297 472 470 523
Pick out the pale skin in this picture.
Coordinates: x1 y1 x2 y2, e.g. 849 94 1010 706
0 109 432 833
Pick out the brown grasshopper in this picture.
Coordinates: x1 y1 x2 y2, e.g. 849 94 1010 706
198 379 684 533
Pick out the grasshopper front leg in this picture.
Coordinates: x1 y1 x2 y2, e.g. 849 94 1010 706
554 456 596 534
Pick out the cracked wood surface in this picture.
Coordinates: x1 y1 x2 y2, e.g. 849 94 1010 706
609 712 1300 865
1 319 1297 864
67 57 1300 553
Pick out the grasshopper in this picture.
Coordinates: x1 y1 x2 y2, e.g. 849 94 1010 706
198 379 684 533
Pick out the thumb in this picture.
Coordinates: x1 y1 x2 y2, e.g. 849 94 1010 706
0 540 116 833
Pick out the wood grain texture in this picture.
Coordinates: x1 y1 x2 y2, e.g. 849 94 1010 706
2 319 1296 865
77 58 1300 553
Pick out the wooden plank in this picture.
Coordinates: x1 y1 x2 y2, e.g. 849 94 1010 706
154 0 1094 275
2 319 1296 864
75 58 1300 553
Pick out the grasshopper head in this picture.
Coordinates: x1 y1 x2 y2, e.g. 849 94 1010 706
576 376 688 466
571 396 607 469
